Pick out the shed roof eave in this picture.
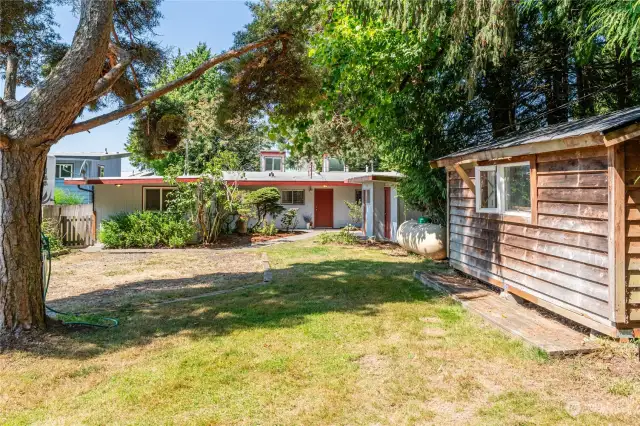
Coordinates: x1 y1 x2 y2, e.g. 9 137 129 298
432 132 605 168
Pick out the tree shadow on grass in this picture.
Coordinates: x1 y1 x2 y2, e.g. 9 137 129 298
6 255 448 359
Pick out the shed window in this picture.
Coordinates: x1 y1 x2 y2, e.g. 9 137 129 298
265 157 282 171
355 189 362 204
144 187 175 212
475 162 531 216
281 190 304 205
56 163 74 178
98 165 105 177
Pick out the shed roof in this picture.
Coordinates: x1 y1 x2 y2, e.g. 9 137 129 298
432 106 640 168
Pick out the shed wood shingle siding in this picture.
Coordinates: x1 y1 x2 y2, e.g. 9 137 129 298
448 146 613 333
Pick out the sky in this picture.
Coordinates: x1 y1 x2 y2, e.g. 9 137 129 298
16 0 255 172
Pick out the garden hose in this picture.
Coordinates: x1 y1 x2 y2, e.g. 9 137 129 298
41 233 118 328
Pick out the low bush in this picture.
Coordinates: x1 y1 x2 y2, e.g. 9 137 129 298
41 219 65 255
256 221 278 236
54 188 84 205
99 211 195 249
317 229 359 245
280 208 299 232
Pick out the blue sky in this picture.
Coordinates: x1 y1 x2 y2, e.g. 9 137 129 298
17 0 254 172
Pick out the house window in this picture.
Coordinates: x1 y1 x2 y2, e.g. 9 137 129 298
98 165 105 177
355 189 362 204
56 163 74 178
144 187 176 212
281 190 305 205
265 157 282 171
475 162 531 215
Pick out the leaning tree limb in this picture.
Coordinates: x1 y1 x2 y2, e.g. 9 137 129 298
62 33 290 136
88 42 132 103
1 0 113 147
2 41 18 101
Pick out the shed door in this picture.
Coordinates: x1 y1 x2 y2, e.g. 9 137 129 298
314 189 334 228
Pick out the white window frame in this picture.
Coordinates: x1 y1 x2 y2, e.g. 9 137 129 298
143 187 176 212
475 161 531 217
98 165 105 177
264 157 282 172
280 189 305 205
56 163 74 178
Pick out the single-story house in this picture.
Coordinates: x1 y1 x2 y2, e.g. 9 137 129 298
65 151 410 242
45 151 130 203
430 105 640 338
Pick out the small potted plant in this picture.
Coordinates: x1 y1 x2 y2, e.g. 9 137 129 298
303 213 313 229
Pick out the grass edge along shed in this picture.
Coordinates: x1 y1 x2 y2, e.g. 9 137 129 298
430 106 640 338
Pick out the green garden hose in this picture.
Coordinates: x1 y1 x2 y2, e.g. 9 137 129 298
41 233 118 328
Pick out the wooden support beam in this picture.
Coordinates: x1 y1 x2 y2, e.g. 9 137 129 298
530 155 538 225
608 144 626 323
604 123 640 147
453 163 475 193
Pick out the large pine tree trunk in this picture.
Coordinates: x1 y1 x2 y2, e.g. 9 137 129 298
0 147 48 333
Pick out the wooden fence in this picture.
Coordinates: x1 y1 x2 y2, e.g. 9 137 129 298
42 204 95 247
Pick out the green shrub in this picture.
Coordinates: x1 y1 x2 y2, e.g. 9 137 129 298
243 187 285 231
317 229 359 245
41 219 65 255
99 211 195 249
54 188 84 205
344 200 363 224
256 221 278 236
280 208 299 232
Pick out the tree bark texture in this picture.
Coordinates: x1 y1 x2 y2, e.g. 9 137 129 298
1 0 113 147
0 0 113 334
0 147 49 332
3 54 17 100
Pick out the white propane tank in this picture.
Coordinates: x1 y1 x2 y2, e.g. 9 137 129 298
397 220 446 260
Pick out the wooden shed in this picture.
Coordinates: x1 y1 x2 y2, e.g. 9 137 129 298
431 106 640 338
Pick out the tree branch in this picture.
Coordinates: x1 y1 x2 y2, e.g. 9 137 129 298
63 34 289 137
88 42 132 103
3 0 113 146
2 41 18 100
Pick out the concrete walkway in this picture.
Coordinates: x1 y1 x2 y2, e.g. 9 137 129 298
81 229 346 254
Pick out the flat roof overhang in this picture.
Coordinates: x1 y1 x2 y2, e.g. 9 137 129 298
345 175 401 184
65 177 360 187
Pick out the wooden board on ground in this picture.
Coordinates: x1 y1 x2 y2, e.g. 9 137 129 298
414 270 599 356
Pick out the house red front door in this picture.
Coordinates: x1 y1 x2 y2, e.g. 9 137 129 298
384 187 391 239
314 189 333 228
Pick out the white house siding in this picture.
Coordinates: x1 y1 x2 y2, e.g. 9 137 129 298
94 183 173 230
93 183 361 231
244 185 360 229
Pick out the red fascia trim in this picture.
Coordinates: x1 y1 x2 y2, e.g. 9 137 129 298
260 151 286 155
64 177 200 185
233 180 360 187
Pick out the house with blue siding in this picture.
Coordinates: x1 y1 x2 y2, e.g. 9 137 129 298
49 151 130 203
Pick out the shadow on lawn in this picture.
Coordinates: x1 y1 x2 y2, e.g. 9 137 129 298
11 255 446 359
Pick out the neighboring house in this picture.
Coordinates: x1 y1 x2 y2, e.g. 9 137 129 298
49 151 130 203
430 105 640 339
65 150 409 241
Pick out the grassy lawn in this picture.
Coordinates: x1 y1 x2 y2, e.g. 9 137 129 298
1 239 639 424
